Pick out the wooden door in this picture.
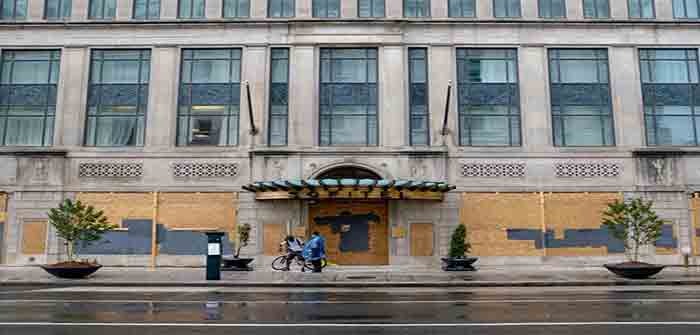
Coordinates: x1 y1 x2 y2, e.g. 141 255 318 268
308 200 388 265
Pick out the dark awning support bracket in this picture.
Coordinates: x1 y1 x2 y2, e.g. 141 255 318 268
246 81 258 135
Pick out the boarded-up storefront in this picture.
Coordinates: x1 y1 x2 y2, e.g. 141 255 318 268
0 193 6 263
459 193 679 257
75 192 238 260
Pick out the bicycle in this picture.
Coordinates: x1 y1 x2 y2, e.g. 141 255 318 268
271 252 328 271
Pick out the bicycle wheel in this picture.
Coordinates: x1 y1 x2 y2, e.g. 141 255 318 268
303 258 328 271
271 255 289 271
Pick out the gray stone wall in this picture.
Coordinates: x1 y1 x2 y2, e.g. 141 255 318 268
2 0 700 266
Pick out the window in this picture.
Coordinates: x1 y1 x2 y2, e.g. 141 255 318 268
549 49 614 146
0 50 59 146
583 0 609 18
88 0 116 19
494 0 521 17
456 49 520 146
179 0 205 18
268 0 294 17
538 0 565 18
133 0 160 19
320 48 378 146
223 0 250 17
178 49 241 146
85 50 150 147
449 0 475 17
628 0 654 18
409 48 429 146
45 0 72 20
313 0 340 17
404 0 430 17
0 0 27 19
640 49 700 146
674 0 700 18
269 48 289 146
358 0 384 17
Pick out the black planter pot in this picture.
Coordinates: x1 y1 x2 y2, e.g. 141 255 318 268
40 264 102 279
222 257 254 271
441 256 478 271
604 262 665 279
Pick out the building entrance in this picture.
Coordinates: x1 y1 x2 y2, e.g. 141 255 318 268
309 200 388 265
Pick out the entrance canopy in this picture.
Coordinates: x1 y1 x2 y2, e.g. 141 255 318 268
242 179 456 201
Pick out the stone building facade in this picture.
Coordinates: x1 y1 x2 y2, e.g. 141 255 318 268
1 0 700 267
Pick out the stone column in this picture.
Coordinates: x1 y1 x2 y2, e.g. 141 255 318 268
72 0 89 20
56 47 89 148
252 0 268 17
146 47 179 149
298 0 312 17
522 0 538 18
380 46 406 147
519 46 551 151
428 46 455 147
28 0 44 21
566 0 582 19
609 46 645 148
240 46 268 148
431 0 447 18
117 0 134 20
656 0 674 20
207 0 224 18
477 0 493 18
610 0 628 19
341 0 357 17
162 0 179 19
288 46 316 147
386 0 402 18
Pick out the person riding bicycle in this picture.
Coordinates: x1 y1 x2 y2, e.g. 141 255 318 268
302 231 326 273
280 235 304 271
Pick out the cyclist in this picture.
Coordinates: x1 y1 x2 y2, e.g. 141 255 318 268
302 231 326 273
279 235 304 271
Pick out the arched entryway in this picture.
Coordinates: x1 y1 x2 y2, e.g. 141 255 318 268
309 166 389 265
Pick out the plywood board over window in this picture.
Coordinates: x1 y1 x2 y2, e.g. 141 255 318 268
410 223 434 257
21 220 47 255
157 193 237 233
263 223 284 256
76 193 152 228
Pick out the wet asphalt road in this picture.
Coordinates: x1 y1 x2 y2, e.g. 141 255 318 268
1 286 700 334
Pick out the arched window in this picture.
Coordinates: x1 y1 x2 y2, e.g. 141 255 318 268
317 166 381 180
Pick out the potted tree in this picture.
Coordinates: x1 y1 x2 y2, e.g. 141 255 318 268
441 224 478 271
603 198 666 279
41 199 116 279
222 223 254 271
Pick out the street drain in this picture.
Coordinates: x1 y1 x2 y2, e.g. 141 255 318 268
347 276 377 280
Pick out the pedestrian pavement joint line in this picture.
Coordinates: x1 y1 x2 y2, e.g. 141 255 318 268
2 322 700 327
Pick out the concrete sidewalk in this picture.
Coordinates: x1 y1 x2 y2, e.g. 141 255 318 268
3 265 700 288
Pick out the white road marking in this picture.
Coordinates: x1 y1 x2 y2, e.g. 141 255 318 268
1 298 699 304
0 322 699 327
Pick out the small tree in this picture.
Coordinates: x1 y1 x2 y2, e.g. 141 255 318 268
449 224 471 258
234 223 251 258
47 199 117 263
602 198 665 263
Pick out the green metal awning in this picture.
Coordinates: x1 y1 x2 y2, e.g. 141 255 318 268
242 179 456 201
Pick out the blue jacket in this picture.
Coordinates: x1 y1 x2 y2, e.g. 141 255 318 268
303 235 326 261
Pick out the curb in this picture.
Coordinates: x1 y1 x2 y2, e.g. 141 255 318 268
3 280 700 288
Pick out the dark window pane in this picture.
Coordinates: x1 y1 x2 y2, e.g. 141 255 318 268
320 48 378 146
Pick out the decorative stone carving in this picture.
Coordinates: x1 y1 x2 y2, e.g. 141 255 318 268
270 160 284 179
460 162 526 178
650 158 667 184
32 158 50 183
79 162 144 178
554 162 621 178
171 162 238 178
